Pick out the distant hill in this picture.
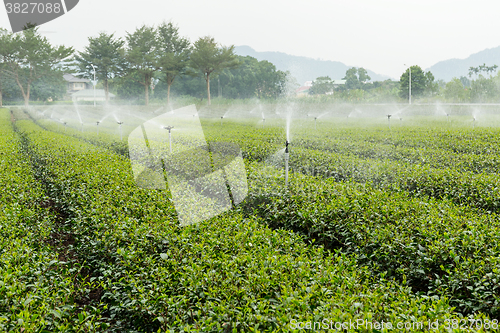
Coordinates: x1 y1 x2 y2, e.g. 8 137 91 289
234 45 391 85
426 46 500 82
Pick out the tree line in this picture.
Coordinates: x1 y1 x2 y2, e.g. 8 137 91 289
308 64 500 103
0 23 290 106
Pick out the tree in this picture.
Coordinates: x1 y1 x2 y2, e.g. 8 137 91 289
460 76 470 87
444 78 468 102
155 21 191 108
424 71 438 96
469 63 498 80
189 36 239 105
0 28 9 107
342 67 370 90
309 76 334 95
357 68 371 83
0 27 73 106
75 32 126 102
125 25 158 106
343 67 360 90
399 66 435 100
208 56 288 99
470 74 497 103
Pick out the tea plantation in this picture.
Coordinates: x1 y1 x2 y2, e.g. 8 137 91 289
2 106 500 332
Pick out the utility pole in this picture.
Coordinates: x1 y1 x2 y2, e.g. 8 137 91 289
91 64 97 107
404 64 411 104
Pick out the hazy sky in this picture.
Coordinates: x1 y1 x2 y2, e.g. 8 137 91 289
2 0 500 79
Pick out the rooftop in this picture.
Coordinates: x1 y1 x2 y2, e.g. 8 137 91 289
64 73 91 83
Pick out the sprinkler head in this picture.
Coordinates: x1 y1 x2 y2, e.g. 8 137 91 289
285 140 289 153
387 114 392 119
96 121 100 126
163 125 174 132
117 121 123 125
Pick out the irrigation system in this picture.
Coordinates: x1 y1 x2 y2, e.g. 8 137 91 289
90 64 97 107
284 140 289 187
163 125 174 153
117 121 124 140
404 64 411 105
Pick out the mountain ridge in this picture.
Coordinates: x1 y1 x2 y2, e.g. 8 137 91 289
425 46 500 82
235 45 500 84
234 45 391 85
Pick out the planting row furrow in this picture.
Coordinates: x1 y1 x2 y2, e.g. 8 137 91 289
0 109 106 331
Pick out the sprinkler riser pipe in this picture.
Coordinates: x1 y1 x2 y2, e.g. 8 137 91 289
284 140 290 187
169 132 172 154
285 152 289 187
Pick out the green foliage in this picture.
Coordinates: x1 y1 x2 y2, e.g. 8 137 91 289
341 67 371 91
8 108 489 330
155 21 191 106
217 56 287 99
470 74 498 103
0 109 109 331
399 66 436 100
469 63 498 78
74 32 126 102
444 78 469 102
0 27 73 105
309 76 334 95
189 36 239 105
125 25 158 106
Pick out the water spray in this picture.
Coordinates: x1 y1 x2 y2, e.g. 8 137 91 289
117 121 123 140
163 125 174 153
284 141 290 188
